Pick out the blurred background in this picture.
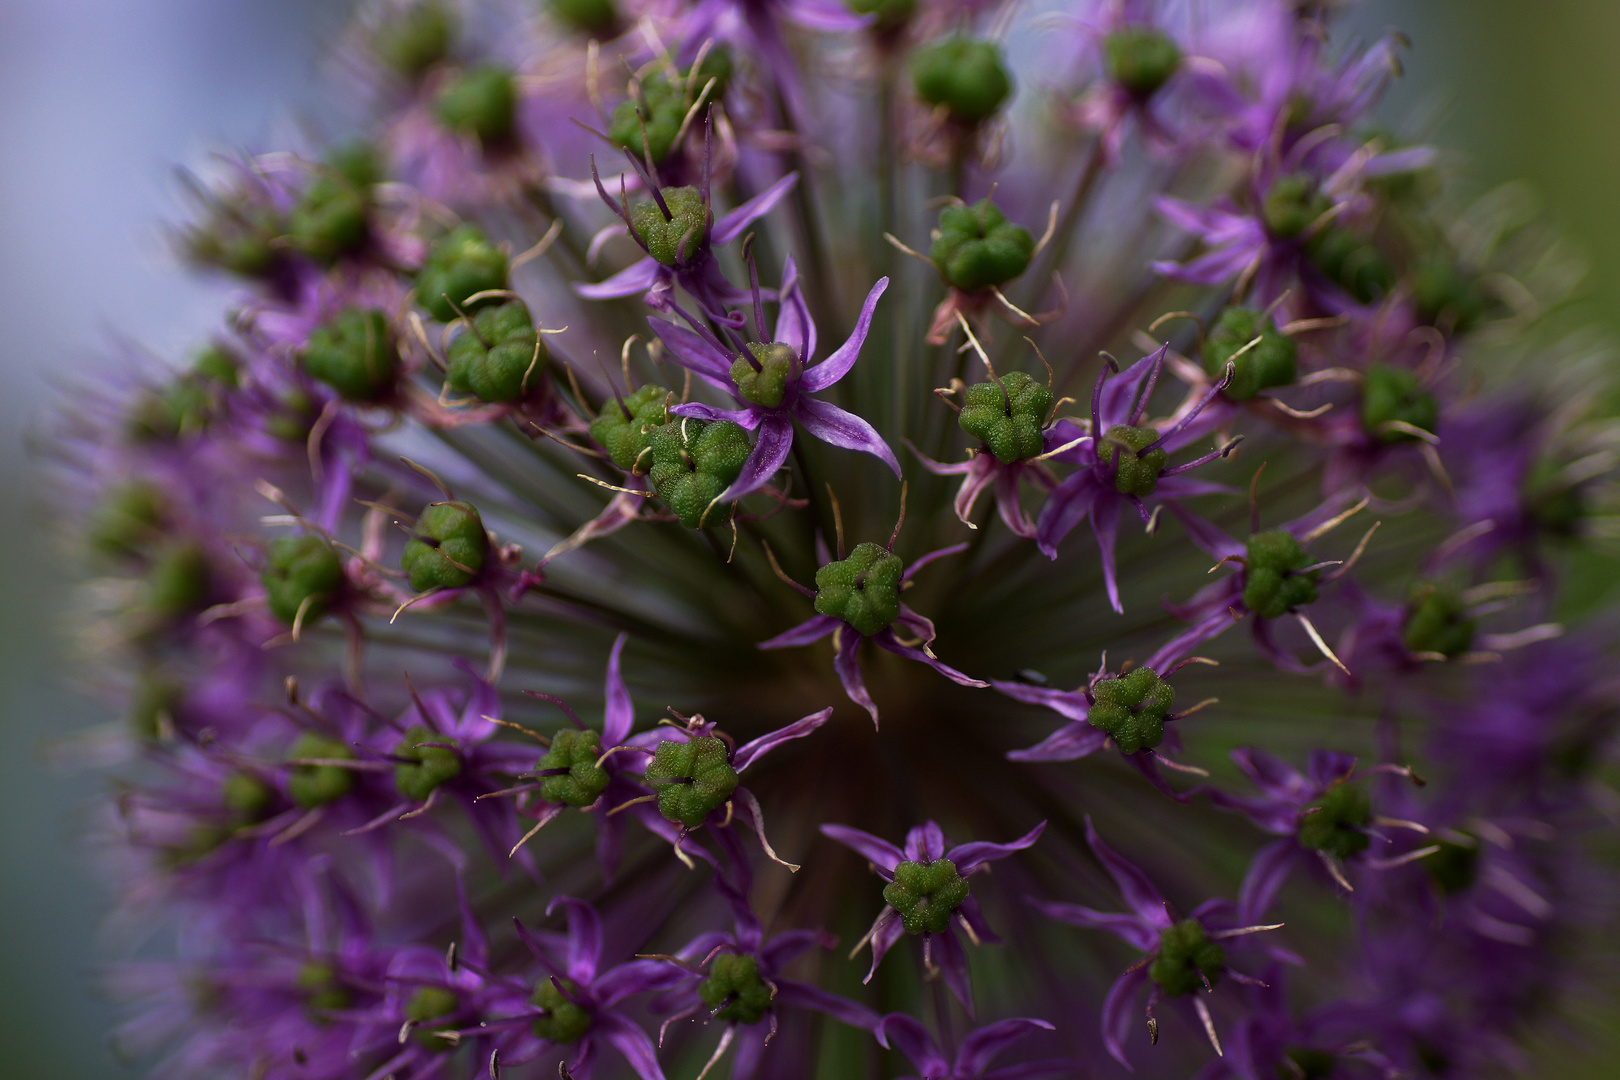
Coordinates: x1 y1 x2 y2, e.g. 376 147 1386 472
1 1 1617 1076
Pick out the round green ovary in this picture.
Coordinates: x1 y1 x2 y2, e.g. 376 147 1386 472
287 733 355 809
531 978 592 1044
1425 835 1479 895
1204 306 1297 400
394 726 462 801
883 858 969 935
1297 784 1371 859
630 187 709 266
644 736 738 827
1262 173 1330 240
405 986 460 1050
1105 27 1182 97
446 299 543 403
288 172 370 263
1101 425 1168 497
302 307 398 401
1402 585 1475 658
958 371 1053 463
1413 257 1488 333
730 342 800 408
646 418 751 528
401 500 489 592
1242 530 1319 620
222 772 273 824
588 384 670 471
145 543 213 618
1087 667 1175 754
911 38 1013 124
91 484 166 560
930 198 1034 293
699 953 773 1024
1307 227 1393 304
1361 363 1438 444
373 1 455 79
814 541 903 636
416 225 509 323
298 962 352 1016
262 535 344 626
434 63 516 143
550 0 617 36
1148 919 1224 997
537 728 609 807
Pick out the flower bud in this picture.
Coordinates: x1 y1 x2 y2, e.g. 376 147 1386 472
446 299 544 402
261 535 345 626
813 542 903 636
394 726 463 801
222 771 274 824
1261 172 1330 240
549 0 619 37
531 977 592 1043
884 858 969 935
1296 783 1371 858
183 194 284 279
630 187 710 266
609 52 731 163
1402 584 1475 658
537 728 609 807
1204 306 1297 400
287 148 378 263
646 418 751 528
144 543 214 619
286 733 355 809
1413 257 1488 334
588 384 671 471
700 953 774 1023
405 987 460 1050
1087 667 1175 754
1307 227 1393 304
434 63 517 144
401 500 490 591
298 962 353 1015
1149 919 1224 997
911 38 1013 125
1242 530 1320 619
1105 27 1182 98
643 736 738 827
930 198 1034 292
1100 425 1168 497
301 307 400 401
417 225 510 322
373 1 456 80
958 371 1053 463
730 342 800 408
1361 363 1437 444
90 484 166 561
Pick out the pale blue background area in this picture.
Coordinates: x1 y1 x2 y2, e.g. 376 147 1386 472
0 2 1612 1078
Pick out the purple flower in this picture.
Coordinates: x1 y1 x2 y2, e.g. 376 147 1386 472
877 1014 1069 1080
821 819 1045 1014
649 264 898 501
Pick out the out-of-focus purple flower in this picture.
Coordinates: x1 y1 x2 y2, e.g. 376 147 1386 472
877 1013 1069 1080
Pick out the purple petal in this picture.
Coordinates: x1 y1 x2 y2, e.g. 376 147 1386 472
994 468 1038 537
877 1014 950 1073
950 821 1046 874
1100 966 1151 1069
905 821 948 862
595 1009 669 1080
958 1018 1057 1077
783 0 872 31
1239 841 1298 926
832 627 880 725
1028 899 1161 953
866 909 905 979
1084 817 1169 924
670 400 763 429
1165 503 1246 562
645 316 735 391
1091 491 1125 613
603 633 633 746
1007 722 1110 762
756 929 825 972
593 958 688 1006
713 172 800 245
771 256 815 360
873 631 988 688
935 926 975 1015
721 410 795 501
955 457 999 526
991 680 1092 724
758 614 839 650
729 1026 769 1080
984 1061 1084 1080
575 257 663 300
1144 608 1239 671
732 707 832 772
793 396 901 476
821 823 903 872
773 979 882 1031
1035 470 1102 560
957 894 1001 946
1305 749 1359 790
798 277 889 393
901 543 969 583
545 896 602 983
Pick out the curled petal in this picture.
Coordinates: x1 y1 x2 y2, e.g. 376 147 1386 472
1100 965 1152 1069
877 1014 950 1074
798 276 889 393
793 396 901 476
733 707 833 772
773 979 882 1031
645 316 735 391
950 820 1046 874
1007 722 1110 762
1035 470 1102 559
713 172 800 245
934 925 975 1016
603 633 634 746
771 255 815 359
958 1018 1058 1077
1092 490 1125 613
721 410 795 502
758 614 840 650
873 631 987 687
905 821 948 863
596 1009 669 1080
991 681 1092 724
544 896 603 983
671 401 764 429
1028 899 1160 953
821 823 904 873
1084 816 1170 925
833 627 881 725
575 258 663 300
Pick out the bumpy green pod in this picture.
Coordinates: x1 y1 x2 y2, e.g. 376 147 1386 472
911 38 1013 124
302 308 399 401
261 535 345 626
1106 27 1182 97
401 500 489 591
434 63 517 144
404 987 460 1050
629 187 709 266
416 226 510 323
286 733 355 809
588 384 671 471
1242 529 1320 620
883 858 970 935
730 342 800 408
1403 585 1476 658
958 371 1053 463
930 198 1034 293
699 954 774 1024
1297 783 1372 859
446 299 543 403
393 726 462 801
531 977 592 1043
373 1 456 80
814 542 904 636
1087 668 1176 754
1361 363 1438 444
1204 307 1297 401
646 418 750 528
1149 919 1225 997
537 728 609 807
549 0 618 36
643 736 738 827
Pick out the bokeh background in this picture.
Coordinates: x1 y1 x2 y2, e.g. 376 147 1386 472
1 2 1617 1076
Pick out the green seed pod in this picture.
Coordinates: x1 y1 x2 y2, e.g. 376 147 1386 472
434 63 517 144
929 198 1035 293
1361 363 1438 444
287 171 370 264
302 307 399 401
446 299 544 402
374 1 457 80
958 371 1053 464
1261 172 1331 240
549 0 619 37
417 225 510 322
1425 834 1479 895
1087 667 1176 754
531 977 592 1043
265 386 320 443
1242 529 1320 620
1402 584 1476 659
629 186 710 266
1296 783 1372 859
286 733 355 809
588 384 672 471
814 541 904 636
261 535 345 627
1148 919 1225 997
646 417 751 528
401 500 490 592
609 78 687 166
730 342 801 408
222 772 274 824
90 484 167 561
1100 425 1168 497
1412 257 1489 334
394 725 463 801
537 728 609 807
644 736 739 827
911 37 1013 125
699 953 774 1024
883 858 970 935
1306 227 1393 304
298 962 353 1016
127 674 182 741
183 197 285 279
1105 27 1182 98
1281 1047 1340 1080
405 987 460 1050
1203 306 1297 400
144 543 214 619
845 0 916 33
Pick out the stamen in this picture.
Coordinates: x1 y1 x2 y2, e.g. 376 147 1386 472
1300 497 1369 544
1296 612 1350 676
694 1026 736 1080
826 483 846 559
1193 996 1223 1057
888 480 909 551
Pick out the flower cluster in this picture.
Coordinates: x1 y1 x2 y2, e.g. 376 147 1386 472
59 0 1620 1078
